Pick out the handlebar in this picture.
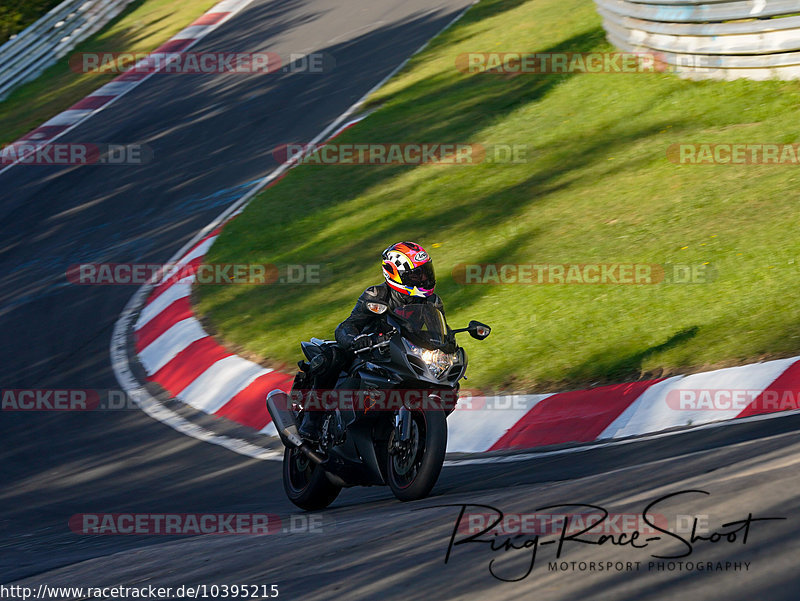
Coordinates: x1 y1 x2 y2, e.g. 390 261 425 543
353 327 397 355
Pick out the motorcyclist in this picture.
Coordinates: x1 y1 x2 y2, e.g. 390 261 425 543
297 241 444 441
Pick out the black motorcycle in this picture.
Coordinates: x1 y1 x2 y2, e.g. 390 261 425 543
265 302 490 509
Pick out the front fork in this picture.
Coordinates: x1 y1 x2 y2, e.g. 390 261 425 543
394 390 449 443
395 406 412 442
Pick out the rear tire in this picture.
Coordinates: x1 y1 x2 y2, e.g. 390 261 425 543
282 447 341 511
386 409 447 502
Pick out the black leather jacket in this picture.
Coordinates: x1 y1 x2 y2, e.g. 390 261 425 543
334 282 445 349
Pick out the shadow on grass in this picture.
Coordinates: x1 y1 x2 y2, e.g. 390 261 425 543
206 109 691 337
364 25 611 143
199 20 703 358
559 325 701 388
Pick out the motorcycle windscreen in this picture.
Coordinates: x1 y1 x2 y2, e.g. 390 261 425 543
391 303 455 352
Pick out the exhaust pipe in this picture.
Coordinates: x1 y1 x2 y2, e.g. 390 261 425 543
266 389 324 465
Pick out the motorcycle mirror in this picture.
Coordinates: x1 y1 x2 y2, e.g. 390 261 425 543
468 320 491 340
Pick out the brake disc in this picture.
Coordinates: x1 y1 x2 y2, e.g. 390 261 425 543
392 421 420 476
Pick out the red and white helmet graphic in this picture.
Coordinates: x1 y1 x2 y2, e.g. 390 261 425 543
381 241 435 297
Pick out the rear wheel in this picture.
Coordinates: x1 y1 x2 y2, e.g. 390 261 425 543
386 409 447 502
282 447 341 510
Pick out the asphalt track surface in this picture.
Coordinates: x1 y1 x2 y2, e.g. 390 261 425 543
1 0 799 599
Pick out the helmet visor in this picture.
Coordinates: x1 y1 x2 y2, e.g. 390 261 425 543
400 261 435 290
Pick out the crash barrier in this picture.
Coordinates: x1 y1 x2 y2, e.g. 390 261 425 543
594 0 800 80
0 0 136 100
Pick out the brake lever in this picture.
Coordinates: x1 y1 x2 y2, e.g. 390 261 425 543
353 328 397 355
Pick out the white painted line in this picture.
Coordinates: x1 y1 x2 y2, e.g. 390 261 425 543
131 385 283 460
42 110 94 126
151 235 218 288
446 394 552 453
138 318 207 374
599 356 798 439
172 25 210 40
178 356 269 413
135 278 194 330
92 81 139 96
213 0 253 11
170 235 218 273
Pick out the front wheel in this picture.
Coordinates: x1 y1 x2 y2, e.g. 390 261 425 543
282 447 341 510
386 409 447 502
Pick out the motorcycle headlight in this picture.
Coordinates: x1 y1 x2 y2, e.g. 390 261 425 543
405 342 455 379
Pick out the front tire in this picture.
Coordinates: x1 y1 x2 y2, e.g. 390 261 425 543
282 447 341 510
386 409 447 502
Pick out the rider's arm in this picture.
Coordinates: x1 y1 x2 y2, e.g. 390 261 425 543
334 285 387 349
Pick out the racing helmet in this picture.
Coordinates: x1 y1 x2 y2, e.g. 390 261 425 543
381 241 435 297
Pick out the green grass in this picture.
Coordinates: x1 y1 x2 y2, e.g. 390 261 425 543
196 0 800 392
0 0 219 145
0 0 64 44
